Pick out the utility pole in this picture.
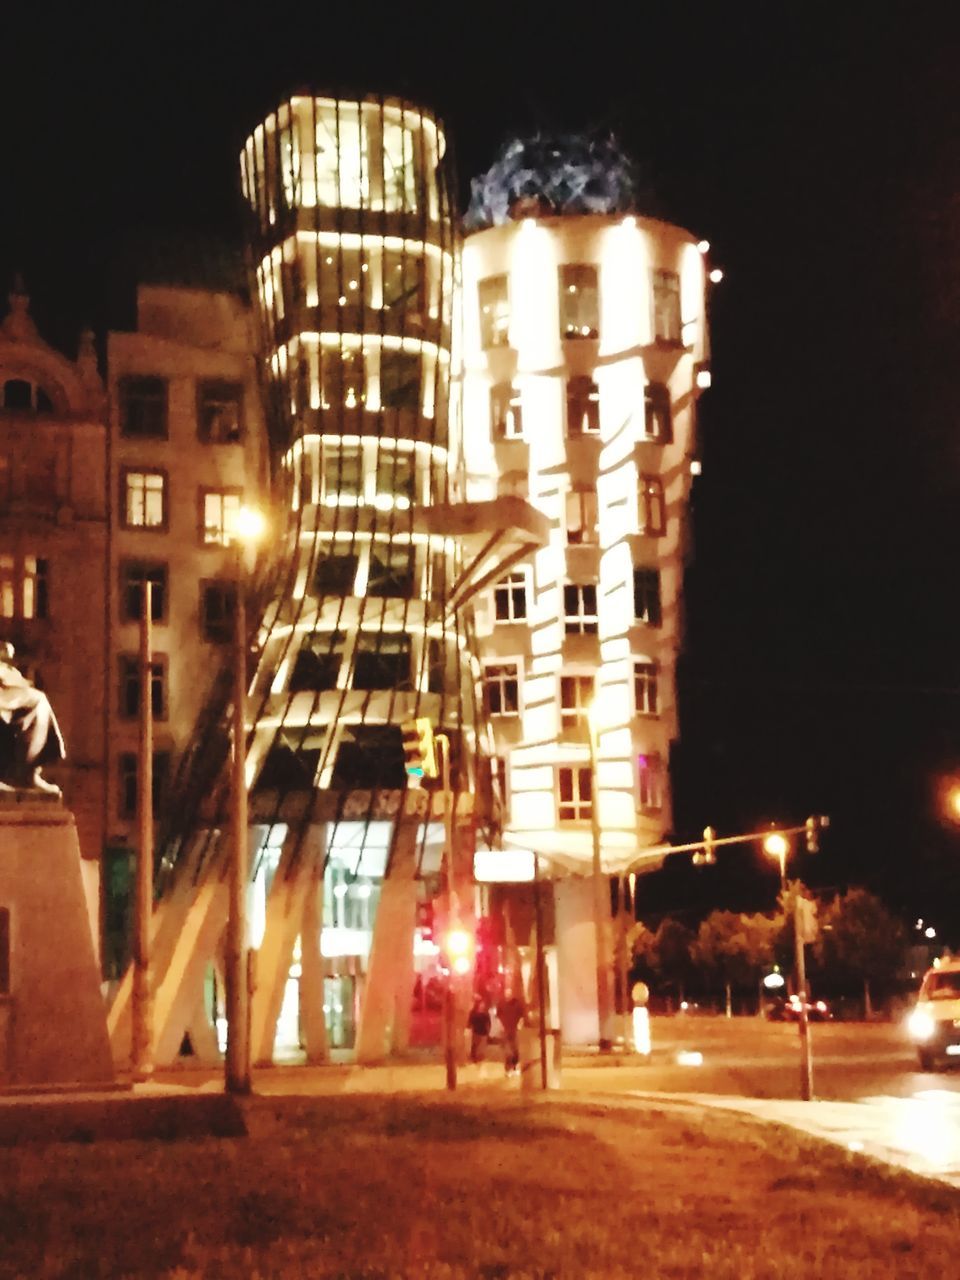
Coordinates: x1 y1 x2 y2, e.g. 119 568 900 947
587 714 614 1051
436 732 458 1092
795 895 816 1101
131 580 153 1080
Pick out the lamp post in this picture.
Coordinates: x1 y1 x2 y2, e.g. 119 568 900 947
131 579 154 1080
587 703 614 1052
224 505 264 1096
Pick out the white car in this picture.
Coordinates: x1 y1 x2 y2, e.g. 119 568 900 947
907 960 960 1070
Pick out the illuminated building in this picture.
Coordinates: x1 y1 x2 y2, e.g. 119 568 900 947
103 283 268 980
462 137 712 1042
0 280 107 934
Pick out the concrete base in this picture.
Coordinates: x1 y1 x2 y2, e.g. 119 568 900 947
0 796 114 1089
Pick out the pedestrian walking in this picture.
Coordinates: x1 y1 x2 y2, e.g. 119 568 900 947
467 996 491 1063
497 988 525 1075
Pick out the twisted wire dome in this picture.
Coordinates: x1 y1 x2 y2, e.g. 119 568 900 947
465 133 644 229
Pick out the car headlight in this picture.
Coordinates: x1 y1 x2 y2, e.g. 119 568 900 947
907 1008 936 1041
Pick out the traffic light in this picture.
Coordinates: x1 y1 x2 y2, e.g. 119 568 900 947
694 825 717 867
401 717 438 779
442 921 475 976
805 815 829 853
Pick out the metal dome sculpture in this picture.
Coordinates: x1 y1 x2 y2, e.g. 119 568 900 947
465 133 642 229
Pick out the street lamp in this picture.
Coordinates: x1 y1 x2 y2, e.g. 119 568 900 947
586 701 614 1052
763 832 789 892
224 503 265 1096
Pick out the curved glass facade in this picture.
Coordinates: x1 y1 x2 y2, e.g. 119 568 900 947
240 96 480 803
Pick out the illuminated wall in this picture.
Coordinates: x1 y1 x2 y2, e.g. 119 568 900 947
463 213 711 874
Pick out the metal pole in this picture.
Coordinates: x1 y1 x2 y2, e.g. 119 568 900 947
225 561 251 1095
131 580 153 1080
795 896 813 1101
438 734 457 1092
533 851 548 1089
587 723 613 1051
619 876 633 1049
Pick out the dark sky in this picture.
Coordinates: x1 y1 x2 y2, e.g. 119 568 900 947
3 6 959 929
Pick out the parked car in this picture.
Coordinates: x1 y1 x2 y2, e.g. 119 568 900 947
766 994 832 1022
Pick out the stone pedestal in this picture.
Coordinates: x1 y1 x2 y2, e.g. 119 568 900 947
0 796 114 1088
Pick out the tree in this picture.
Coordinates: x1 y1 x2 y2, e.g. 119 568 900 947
815 888 906 1017
693 911 778 1015
630 918 695 1009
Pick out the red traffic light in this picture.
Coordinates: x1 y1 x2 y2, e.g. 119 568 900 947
443 924 474 976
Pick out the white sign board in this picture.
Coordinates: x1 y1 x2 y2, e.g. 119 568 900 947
473 848 537 883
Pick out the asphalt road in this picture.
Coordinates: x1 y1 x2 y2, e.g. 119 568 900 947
562 1016 960 1103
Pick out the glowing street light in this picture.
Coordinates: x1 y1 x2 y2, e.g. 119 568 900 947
763 832 789 891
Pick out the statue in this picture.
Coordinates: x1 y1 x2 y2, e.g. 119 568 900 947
0 642 65 795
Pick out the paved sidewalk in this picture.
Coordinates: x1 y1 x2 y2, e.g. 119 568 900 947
642 1090 960 1190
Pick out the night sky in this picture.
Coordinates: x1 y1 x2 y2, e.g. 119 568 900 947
3 7 959 930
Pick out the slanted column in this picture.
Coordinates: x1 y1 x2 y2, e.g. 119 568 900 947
250 826 323 1066
354 793 425 1063
299 824 329 1064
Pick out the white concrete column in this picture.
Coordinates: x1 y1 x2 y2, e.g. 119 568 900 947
554 875 601 1047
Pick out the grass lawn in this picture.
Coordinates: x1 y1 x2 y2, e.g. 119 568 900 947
1 1093 958 1278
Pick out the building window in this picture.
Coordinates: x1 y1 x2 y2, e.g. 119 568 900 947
638 752 664 811
563 583 598 635
0 905 9 995
375 449 416 504
321 442 363 501
566 377 600 436
478 275 510 349
290 634 344 692
353 633 412 690
122 469 167 530
560 673 594 729
118 654 167 720
197 381 243 442
493 572 527 622
566 490 599 545
633 569 662 626
483 663 520 716
201 489 242 545
382 250 424 312
200 581 236 644
119 376 168 439
638 476 666 536
118 750 171 820
559 265 599 339
367 544 416 598
652 270 682 345
634 661 659 716
120 562 167 623
321 349 366 409
314 552 358 596
380 351 421 412
0 554 48 620
490 383 523 440
643 384 672 443
557 765 592 822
